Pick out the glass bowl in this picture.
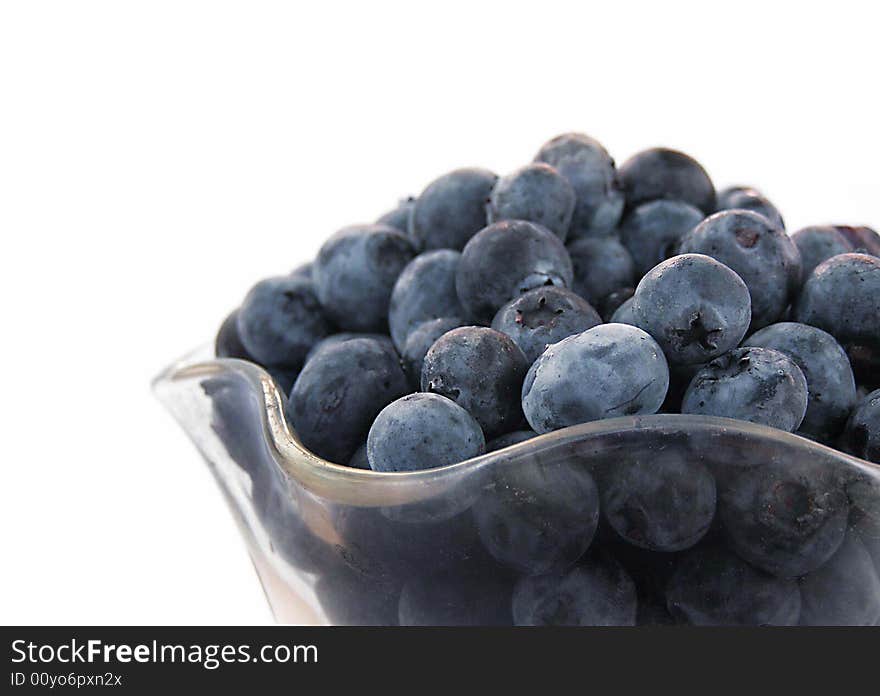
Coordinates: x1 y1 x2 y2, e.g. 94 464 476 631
154 350 880 626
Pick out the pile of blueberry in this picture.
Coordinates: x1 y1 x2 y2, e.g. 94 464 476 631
212 132 880 625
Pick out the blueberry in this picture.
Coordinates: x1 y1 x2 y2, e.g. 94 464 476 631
798 533 880 626
522 323 669 433
376 196 416 235
511 553 637 626
491 286 601 364
313 223 417 332
264 365 299 397
795 253 880 348
472 459 600 574
609 296 636 325
834 224 880 257
597 448 716 552
215 309 254 360
485 429 538 452
619 199 705 277
841 389 880 463
237 275 332 368
631 253 752 365
791 225 853 278
306 332 395 364
398 568 514 626
745 322 857 440
400 317 466 387
288 337 409 463
367 393 485 472
488 162 575 241
718 457 849 578
682 347 809 433
456 220 574 324
421 326 528 437
388 250 466 350
619 147 716 214
534 132 624 239
410 168 498 251
666 544 801 625
566 235 636 307
592 525 684 602
290 262 314 281
848 343 880 391
716 185 785 230
598 538 681 618
600 286 635 322
332 504 492 585
348 443 370 470
678 210 802 330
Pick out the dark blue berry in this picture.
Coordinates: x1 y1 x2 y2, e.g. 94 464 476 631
834 225 880 257
472 459 599 575
716 185 785 230
534 132 624 239
490 286 601 364
331 505 492 586
841 389 880 463
610 296 636 325
290 261 314 281
597 448 716 552
619 199 704 277
376 196 416 235
745 322 856 440
388 250 465 350
791 225 853 278
521 323 669 433
666 544 801 625
488 162 575 241
678 210 801 330
619 147 716 214
485 429 537 452
367 393 485 472
681 347 809 433
400 317 465 388
306 332 395 364
718 457 849 578
288 337 409 463
237 275 332 368
313 224 417 332
795 253 880 348
421 326 528 437
215 309 253 360
599 286 635 322
456 220 574 324
631 253 751 365
348 443 370 470
410 168 498 250
511 553 637 626
848 344 880 392
567 235 636 307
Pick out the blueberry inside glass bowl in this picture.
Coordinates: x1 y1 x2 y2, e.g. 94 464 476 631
154 351 880 626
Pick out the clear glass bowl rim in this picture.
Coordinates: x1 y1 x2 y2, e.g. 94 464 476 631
154 350 880 506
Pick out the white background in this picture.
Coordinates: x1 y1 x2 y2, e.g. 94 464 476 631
1 1 877 624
